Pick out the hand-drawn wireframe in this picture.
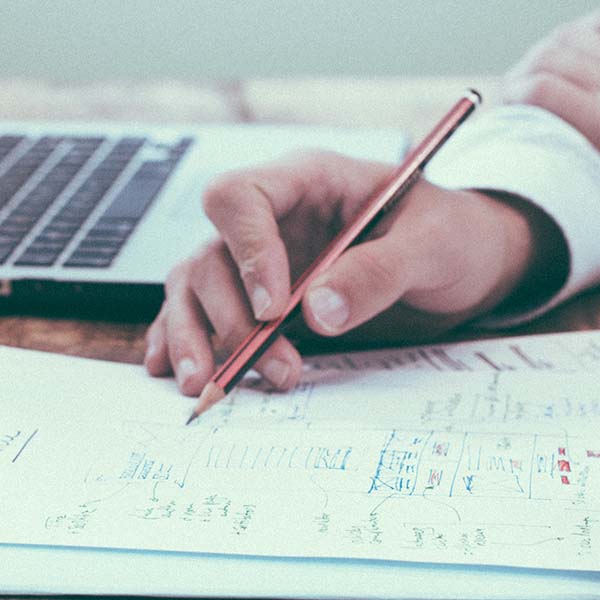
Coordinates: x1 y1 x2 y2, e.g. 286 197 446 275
0 331 599 572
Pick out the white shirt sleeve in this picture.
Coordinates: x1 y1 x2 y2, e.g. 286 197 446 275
424 104 600 328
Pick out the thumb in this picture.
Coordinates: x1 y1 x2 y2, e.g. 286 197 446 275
300 180 453 337
302 234 413 336
301 181 536 338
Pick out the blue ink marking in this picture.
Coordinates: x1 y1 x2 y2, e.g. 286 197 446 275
411 431 433 496
368 430 397 494
449 432 468 497
205 446 214 468
239 445 249 469
463 474 475 493
251 447 262 470
276 447 288 468
263 446 275 468
314 447 352 470
367 430 430 495
226 444 235 469
11 428 38 463
214 446 223 468
304 446 314 469
288 446 298 468
514 474 524 494
528 434 537 499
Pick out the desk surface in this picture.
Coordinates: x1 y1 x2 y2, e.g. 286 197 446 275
1 78 600 600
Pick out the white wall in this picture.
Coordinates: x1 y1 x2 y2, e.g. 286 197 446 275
1 0 597 81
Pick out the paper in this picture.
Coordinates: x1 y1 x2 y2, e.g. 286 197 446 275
4 544 599 600
0 331 599 577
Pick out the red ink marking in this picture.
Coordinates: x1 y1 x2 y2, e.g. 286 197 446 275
587 450 600 458
433 442 449 457
561 475 570 485
558 460 571 472
558 447 566 456
427 469 443 487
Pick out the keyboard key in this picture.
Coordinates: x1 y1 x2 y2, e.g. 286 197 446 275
63 252 113 268
101 177 166 220
0 135 24 148
100 154 180 221
35 231 73 244
0 232 23 244
14 251 58 266
92 217 137 235
13 239 67 266
1 220 31 234
0 136 23 163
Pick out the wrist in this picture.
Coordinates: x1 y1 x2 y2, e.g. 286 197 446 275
473 189 569 318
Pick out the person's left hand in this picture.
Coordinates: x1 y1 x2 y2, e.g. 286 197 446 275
503 10 600 150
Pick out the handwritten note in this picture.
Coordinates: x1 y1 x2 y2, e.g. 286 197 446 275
0 330 599 572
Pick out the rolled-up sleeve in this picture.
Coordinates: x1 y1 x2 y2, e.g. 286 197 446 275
425 104 600 327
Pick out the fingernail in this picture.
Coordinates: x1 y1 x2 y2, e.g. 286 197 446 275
307 286 349 333
263 358 291 388
177 358 198 388
251 284 272 319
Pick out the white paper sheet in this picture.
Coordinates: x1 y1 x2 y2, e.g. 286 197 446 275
1 330 600 597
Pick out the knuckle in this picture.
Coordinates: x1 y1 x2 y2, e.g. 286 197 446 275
161 256 198 298
284 149 346 203
518 73 559 107
296 149 346 184
218 326 249 356
352 246 399 289
285 147 342 166
164 259 191 296
222 208 278 269
413 199 455 237
232 231 270 272
145 317 162 345
165 321 202 363
189 240 223 277
203 175 279 268
169 336 192 368
526 45 560 74
202 171 248 220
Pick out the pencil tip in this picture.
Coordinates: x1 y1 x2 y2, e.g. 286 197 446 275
185 382 226 426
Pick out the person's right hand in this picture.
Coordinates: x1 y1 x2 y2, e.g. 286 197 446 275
503 10 600 150
144 150 543 396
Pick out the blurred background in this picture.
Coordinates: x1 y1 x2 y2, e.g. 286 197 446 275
1 0 598 82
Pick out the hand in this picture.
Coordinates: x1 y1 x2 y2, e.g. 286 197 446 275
503 10 600 150
144 150 544 396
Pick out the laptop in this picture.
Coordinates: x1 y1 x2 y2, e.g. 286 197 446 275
0 121 408 318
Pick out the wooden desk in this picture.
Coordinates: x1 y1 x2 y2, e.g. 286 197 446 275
1 76 599 366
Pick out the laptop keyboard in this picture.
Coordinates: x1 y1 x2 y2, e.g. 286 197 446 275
0 133 192 268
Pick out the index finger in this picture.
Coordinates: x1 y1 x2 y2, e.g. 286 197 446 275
202 150 392 321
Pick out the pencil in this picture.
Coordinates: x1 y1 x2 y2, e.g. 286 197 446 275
186 89 481 425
